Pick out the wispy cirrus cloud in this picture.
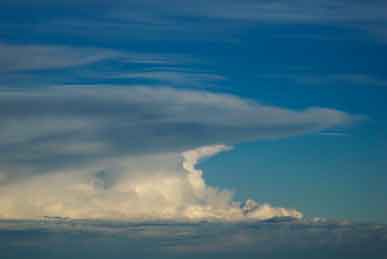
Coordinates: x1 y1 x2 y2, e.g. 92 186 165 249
0 43 120 72
256 73 387 87
182 0 387 23
3 1 387 43
110 70 226 88
4 0 387 23
0 43 188 73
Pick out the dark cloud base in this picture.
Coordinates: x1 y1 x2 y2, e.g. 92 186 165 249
1 220 386 259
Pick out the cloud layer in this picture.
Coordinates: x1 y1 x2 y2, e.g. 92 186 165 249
0 86 355 178
1 219 386 259
0 86 356 220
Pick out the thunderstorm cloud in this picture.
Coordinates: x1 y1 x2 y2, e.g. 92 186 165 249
0 86 356 220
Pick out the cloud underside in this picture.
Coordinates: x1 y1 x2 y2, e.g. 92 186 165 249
0 86 355 220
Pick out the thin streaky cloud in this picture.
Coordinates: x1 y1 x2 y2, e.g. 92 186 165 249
0 43 191 73
256 73 387 87
111 71 226 87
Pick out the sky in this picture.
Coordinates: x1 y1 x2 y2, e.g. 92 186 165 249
1 0 387 225
2 1 387 258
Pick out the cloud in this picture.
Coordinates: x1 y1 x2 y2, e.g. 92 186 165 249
0 219 386 258
0 43 185 73
185 0 387 23
112 71 226 87
2 0 387 46
100 1 387 28
16 0 385 24
256 73 387 87
0 86 357 220
106 1 387 44
0 43 119 72
242 199 302 219
0 144 303 221
0 86 356 177
4 1 387 44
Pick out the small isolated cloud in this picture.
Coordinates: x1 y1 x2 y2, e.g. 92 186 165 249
0 86 358 220
242 199 302 220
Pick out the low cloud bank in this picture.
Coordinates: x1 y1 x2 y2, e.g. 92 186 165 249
1 219 386 259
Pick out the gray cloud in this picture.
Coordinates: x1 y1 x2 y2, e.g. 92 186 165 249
0 86 356 179
0 219 386 258
111 70 226 87
0 43 119 72
0 43 186 73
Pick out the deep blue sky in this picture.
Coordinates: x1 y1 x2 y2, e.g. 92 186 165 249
0 0 387 223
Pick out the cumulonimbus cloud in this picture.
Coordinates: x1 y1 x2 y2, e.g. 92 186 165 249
0 144 302 221
0 86 358 220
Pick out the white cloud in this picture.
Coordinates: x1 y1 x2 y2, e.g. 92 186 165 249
242 199 302 220
0 144 302 221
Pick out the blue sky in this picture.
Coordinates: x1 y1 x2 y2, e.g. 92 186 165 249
0 0 387 223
